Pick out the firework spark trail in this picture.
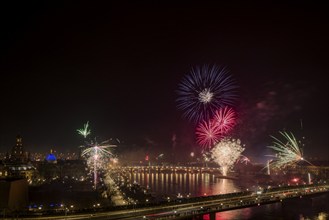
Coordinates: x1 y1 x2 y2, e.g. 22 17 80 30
238 155 251 165
211 138 244 176
81 139 116 189
267 131 313 168
77 121 91 138
196 120 221 149
176 64 238 122
81 140 115 157
212 106 236 134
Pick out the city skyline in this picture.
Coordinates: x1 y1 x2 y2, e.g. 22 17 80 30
0 2 328 161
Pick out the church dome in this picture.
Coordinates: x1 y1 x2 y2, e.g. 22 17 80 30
46 153 57 162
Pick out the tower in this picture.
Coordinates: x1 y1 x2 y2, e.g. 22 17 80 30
11 135 27 162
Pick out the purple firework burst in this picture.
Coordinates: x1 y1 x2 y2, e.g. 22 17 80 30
176 64 238 123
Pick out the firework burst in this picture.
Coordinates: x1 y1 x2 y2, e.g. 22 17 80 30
267 131 311 169
81 138 116 188
196 120 221 149
211 138 244 176
176 64 238 122
212 106 236 134
195 106 237 149
77 121 91 138
238 155 251 165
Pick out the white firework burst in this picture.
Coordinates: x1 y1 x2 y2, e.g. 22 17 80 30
211 138 244 176
81 138 116 188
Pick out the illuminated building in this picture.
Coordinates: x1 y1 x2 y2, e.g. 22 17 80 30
0 161 9 177
10 135 28 163
45 150 57 164
3 136 37 182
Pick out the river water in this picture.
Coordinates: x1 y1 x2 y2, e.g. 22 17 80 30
202 198 329 220
129 172 248 197
128 171 329 220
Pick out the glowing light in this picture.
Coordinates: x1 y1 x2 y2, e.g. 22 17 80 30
308 173 312 184
198 88 213 103
267 131 312 169
176 64 237 122
77 121 91 138
266 160 271 175
111 157 118 164
46 153 57 161
211 138 244 176
292 178 299 182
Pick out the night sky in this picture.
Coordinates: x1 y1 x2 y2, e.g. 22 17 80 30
0 2 328 161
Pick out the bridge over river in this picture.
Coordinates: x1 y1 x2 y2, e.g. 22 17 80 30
12 183 329 220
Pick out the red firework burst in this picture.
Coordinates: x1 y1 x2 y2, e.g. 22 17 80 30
212 106 236 134
196 120 221 149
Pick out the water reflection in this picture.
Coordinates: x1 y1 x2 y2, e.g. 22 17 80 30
205 196 329 220
203 208 252 220
129 171 241 197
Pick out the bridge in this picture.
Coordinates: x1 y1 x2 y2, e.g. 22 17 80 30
122 165 223 174
10 183 329 220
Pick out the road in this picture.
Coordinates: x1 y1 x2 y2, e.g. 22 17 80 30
5 183 329 220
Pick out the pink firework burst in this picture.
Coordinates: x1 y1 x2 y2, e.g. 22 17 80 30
212 106 236 134
196 120 222 149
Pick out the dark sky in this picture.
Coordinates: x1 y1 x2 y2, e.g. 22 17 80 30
0 2 328 160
